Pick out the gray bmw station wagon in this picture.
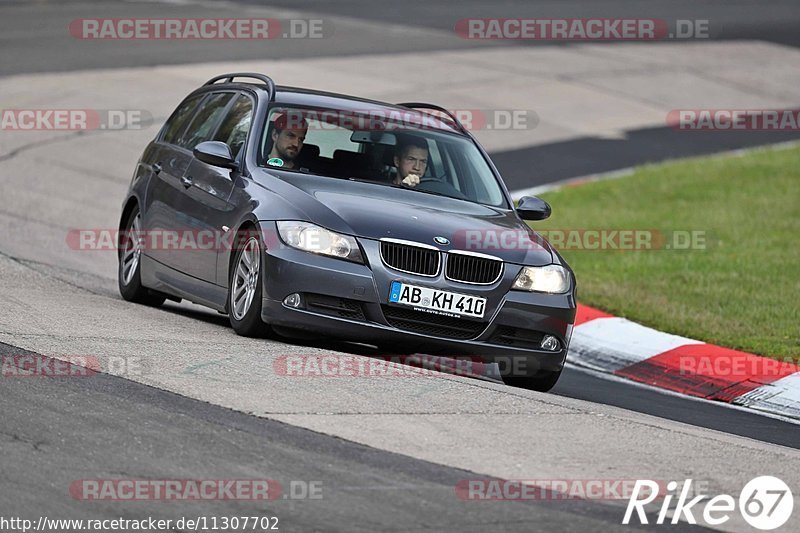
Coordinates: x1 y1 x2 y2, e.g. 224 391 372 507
118 73 576 391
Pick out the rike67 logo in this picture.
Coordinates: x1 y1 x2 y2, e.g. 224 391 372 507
624 476 793 530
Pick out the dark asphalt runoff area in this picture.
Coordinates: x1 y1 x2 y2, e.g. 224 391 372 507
4 0 799 184
0 0 797 432
0 343 707 533
552 367 800 450
259 0 800 49
139 299 800 450
2 0 795 443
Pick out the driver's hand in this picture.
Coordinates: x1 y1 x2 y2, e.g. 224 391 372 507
401 173 421 187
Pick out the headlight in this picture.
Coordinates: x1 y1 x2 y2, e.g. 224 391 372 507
276 221 364 263
512 265 570 294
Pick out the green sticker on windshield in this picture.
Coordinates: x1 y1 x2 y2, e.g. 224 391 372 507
267 157 284 167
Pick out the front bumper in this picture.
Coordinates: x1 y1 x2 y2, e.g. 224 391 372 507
260 225 576 375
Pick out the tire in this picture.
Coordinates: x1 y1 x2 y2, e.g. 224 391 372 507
118 206 166 307
502 368 563 392
228 229 271 337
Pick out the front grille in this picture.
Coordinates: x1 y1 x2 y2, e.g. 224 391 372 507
304 293 365 321
489 326 545 349
446 253 503 284
380 240 440 276
382 305 486 339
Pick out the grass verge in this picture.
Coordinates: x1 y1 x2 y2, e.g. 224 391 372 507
533 144 800 361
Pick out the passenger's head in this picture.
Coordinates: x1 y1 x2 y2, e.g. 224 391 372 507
394 136 429 180
269 113 308 166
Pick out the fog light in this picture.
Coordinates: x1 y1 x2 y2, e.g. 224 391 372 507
283 293 302 308
540 335 560 351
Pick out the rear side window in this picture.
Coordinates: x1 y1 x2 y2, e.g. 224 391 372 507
178 92 234 150
161 94 203 145
213 94 253 158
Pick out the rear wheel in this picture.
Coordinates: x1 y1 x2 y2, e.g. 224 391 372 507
503 368 563 392
118 206 166 307
228 232 271 337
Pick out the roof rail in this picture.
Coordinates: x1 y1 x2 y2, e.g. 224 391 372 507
396 102 469 134
204 73 276 101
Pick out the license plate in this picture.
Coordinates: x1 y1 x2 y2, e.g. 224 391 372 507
388 281 486 319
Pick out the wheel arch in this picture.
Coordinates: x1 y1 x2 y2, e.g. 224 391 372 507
225 217 266 314
226 215 266 280
118 195 141 253
119 196 139 231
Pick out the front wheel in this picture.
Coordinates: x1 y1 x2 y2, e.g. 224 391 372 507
503 368 563 392
118 206 166 307
228 233 271 337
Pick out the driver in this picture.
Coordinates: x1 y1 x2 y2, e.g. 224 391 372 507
393 136 428 187
267 112 308 170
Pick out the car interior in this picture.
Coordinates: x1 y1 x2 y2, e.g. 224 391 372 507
258 108 508 206
262 120 433 182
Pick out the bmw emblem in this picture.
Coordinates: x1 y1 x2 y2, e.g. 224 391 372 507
433 236 450 246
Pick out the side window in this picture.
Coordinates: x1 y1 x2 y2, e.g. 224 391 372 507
161 94 203 145
213 94 253 159
261 109 359 160
178 93 233 150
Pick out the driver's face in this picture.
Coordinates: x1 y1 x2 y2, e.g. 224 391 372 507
272 128 306 162
394 146 428 179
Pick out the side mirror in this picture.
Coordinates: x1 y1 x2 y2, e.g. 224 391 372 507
516 195 552 221
193 141 238 170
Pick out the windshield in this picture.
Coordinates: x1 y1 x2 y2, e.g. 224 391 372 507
258 105 508 208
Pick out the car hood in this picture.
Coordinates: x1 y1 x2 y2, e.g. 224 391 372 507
261 170 553 265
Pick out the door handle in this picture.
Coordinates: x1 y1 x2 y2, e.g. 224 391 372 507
181 175 193 188
153 162 162 174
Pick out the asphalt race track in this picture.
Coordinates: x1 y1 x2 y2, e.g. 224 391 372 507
1 1 799 532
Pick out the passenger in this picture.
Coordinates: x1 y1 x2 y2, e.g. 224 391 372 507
267 112 308 170
393 137 429 187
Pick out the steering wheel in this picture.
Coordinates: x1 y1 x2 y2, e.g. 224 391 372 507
416 177 469 200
